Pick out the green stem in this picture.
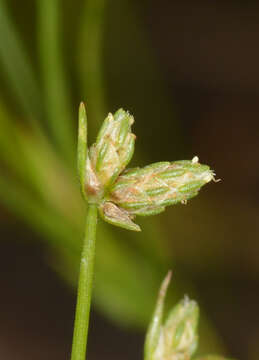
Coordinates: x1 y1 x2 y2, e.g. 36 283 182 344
71 204 98 360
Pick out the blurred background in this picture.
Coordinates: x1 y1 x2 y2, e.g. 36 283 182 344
0 0 258 359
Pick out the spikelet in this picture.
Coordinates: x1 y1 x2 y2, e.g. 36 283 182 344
157 296 199 360
144 272 199 360
89 109 136 191
108 157 215 217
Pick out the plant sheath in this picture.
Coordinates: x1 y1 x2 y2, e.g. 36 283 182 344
71 203 98 360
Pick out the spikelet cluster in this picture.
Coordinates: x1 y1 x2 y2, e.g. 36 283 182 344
77 104 215 231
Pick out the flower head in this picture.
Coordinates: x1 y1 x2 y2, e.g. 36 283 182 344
77 103 216 231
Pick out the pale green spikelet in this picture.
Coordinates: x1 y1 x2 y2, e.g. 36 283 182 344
144 273 199 360
108 157 215 219
89 109 136 191
160 296 199 359
153 298 199 360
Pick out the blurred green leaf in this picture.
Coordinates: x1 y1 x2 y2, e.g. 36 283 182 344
37 0 75 163
77 0 107 129
0 0 43 125
0 100 24 173
0 174 80 252
103 0 184 159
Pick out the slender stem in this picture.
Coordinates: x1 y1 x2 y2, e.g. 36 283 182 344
71 204 98 360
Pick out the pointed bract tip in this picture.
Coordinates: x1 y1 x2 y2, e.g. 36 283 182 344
99 201 141 232
79 101 86 111
164 270 173 287
160 270 172 298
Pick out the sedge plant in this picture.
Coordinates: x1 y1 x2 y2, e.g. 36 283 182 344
71 103 230 360
0 2 239 357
